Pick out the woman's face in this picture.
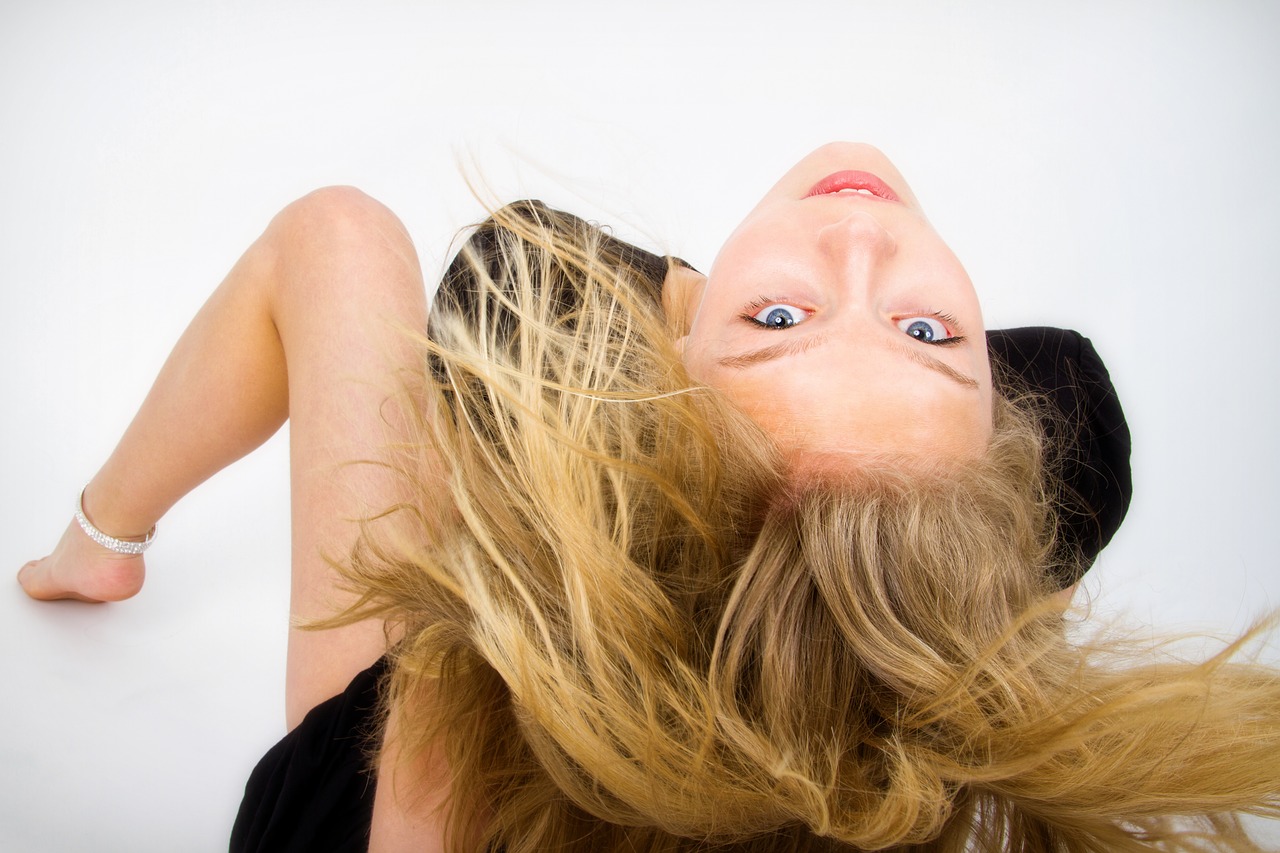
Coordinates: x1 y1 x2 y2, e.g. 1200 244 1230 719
679 143 993 467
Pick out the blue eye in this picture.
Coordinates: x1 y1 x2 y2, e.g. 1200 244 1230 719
897 316 951 344
747 303 809 329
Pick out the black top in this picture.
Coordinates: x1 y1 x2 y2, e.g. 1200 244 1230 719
230 203 1133 851
230 656 386 852
986 326 1132 585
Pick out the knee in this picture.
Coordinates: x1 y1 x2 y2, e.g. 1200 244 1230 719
261 186 421 297
272 186 410 250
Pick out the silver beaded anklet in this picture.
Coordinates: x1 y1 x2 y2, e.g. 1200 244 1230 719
74 488 156 555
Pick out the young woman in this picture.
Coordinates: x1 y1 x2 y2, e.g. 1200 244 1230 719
18 144 1279 852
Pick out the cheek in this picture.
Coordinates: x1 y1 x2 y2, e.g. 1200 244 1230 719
705 210 807 293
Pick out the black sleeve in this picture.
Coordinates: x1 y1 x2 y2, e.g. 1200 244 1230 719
987 327 1133 587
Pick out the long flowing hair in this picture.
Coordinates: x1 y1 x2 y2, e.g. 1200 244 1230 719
338 203 1280 851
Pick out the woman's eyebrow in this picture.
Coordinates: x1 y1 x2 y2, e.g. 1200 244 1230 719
717 334 829 369
718 336 980 390
896 343 980 389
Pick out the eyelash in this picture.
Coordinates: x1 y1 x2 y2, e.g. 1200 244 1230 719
739 298 968 346
739 296 810 329
907 311 967 347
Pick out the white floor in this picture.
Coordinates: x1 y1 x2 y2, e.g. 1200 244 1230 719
3 3 1279 850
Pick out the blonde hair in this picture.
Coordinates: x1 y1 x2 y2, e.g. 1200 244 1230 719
339 203 1280 851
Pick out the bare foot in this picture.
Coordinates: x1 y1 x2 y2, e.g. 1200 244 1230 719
18 517 147 602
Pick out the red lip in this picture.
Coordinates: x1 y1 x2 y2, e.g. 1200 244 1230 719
805 170 902 203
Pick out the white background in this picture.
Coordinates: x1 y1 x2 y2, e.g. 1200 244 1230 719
2 1 1278 850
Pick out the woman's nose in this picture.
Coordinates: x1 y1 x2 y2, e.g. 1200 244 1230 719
816 209 898 264
816 210 898 304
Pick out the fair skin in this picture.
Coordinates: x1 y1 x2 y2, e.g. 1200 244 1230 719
17 145 1036 849
678 142 994 465
17 187 445 851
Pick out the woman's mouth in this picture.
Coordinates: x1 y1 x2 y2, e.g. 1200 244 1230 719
805 170 902 203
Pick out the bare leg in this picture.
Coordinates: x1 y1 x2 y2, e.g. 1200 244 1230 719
18 186 428 728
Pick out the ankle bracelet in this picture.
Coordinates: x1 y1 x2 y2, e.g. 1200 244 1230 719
74 488 156 555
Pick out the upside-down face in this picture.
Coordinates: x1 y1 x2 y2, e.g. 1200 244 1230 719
677 142 993 468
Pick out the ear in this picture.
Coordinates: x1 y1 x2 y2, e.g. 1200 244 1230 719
661 266 706 337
